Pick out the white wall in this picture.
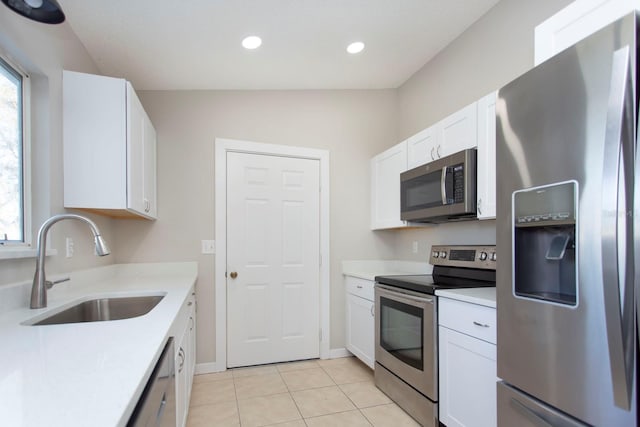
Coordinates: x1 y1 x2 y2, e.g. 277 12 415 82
114 89 399 364
0 8 115 286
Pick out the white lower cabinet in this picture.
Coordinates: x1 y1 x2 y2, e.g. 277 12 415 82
187 298 196 390
345 276 375 369
175 289 197 427
438 297 497 427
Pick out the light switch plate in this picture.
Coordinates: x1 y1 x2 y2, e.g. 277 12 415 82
201 240 215 254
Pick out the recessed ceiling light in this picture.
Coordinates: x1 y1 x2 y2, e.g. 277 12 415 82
242 36 262 50
347 42 365 54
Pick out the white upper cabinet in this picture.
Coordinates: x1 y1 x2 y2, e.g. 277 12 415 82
407 101 479 168
63 70 157 219
371 141 408 230
371 97 490 229
535 0 640 65
437 102 478 157
476 91 497 220
407 127 437 169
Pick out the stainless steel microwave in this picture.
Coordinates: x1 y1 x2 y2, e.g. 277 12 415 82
400 148 477 222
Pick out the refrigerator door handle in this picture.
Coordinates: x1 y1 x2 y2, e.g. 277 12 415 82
601 44 635 411
510 397 553 427
509 395 585 427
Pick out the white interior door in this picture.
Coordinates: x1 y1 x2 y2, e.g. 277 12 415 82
226 152 320 368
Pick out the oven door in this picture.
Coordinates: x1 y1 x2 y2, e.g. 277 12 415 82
375 284 437 400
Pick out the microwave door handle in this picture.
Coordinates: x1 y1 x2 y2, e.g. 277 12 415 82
441 166 448 205
601 45 634 411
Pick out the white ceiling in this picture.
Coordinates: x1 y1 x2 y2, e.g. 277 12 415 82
59 0 500 90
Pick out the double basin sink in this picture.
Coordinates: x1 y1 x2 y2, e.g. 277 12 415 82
26 294 165 326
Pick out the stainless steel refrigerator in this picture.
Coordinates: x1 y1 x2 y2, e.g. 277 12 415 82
496 12 638 427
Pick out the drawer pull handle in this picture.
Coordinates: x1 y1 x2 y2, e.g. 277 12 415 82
356 285 363 289
473 321 490 328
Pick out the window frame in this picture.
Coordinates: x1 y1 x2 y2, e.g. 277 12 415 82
0 53 32 255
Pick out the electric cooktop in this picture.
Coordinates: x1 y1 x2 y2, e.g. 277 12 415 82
375 245 497 295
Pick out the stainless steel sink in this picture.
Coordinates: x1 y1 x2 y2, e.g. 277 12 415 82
31 295 165 325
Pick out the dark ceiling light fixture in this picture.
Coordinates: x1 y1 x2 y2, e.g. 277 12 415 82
2 0 66 24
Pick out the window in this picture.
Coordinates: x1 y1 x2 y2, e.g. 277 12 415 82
0 56 30 247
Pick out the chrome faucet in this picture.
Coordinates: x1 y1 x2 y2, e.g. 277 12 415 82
30 214 110 309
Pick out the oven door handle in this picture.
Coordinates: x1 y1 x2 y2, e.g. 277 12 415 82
441 166 448 205
376 285 434 305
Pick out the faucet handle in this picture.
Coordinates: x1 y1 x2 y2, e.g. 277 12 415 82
45 277 70 290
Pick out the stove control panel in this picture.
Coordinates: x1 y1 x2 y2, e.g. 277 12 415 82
430 245 497 270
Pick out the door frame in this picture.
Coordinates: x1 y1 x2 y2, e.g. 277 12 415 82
214 138 330 371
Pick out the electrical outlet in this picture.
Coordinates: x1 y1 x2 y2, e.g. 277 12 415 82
66 237 74 258
412 241 418 254
201 240 215 254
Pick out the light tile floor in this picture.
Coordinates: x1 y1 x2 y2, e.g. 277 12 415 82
187 356 421 427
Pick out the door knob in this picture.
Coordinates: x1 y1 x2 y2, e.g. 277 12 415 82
229 271 238 279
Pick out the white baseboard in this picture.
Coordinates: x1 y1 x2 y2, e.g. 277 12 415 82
194 362 225 374
327 348 352 359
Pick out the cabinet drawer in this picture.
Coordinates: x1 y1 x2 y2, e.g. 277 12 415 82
438 297 496 344
345 276 374 301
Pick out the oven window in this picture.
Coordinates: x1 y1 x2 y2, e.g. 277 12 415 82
379 296 423 370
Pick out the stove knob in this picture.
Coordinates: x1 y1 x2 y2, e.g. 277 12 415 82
432 251 439 258
439 251 447 259
479 251 488 261
490 252 497 262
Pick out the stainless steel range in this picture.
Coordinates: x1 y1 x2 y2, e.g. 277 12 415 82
374 245 496 427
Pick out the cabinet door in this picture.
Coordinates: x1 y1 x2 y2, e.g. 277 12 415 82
175 325 189 427
407 127 438 169
534 0 640 65
476 92 496 220
371 141 407 230
126 83 147 216
143 115 157 218
438 102 478 157
63 70 127 209
439 326 497 427
63 71 156 219
346 293 375 369
187 297 197 398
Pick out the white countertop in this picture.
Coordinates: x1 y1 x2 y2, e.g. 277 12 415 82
435 287 496 308
0 262 197 427
342 260 432 281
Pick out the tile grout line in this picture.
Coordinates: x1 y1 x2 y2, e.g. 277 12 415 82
231 369 242 426
277 367 307 425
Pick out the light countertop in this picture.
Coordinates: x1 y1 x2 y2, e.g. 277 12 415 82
435 287 496 308
342 260 432 281
0 262 197 427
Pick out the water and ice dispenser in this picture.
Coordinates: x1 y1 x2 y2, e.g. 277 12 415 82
513 181 577 306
